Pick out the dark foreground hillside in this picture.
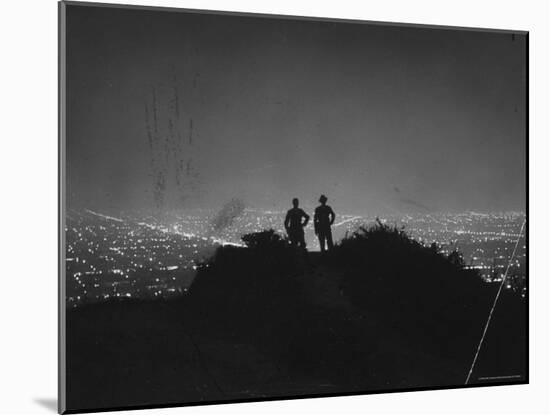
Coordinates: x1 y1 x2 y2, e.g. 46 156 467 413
66 226 526 412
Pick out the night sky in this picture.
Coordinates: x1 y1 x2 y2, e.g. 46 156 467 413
66 4 527 216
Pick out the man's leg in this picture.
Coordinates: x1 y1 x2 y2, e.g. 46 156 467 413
326 229 334 250
288 230 297 246
298 231 307 249
318 233 326 252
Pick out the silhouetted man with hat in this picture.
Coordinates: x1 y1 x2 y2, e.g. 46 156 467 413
314 195 335 252
284 198 310 249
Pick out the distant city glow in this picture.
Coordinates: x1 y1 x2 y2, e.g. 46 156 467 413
65 209 526 307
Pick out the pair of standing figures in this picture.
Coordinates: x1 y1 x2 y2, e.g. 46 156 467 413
284 195 335 252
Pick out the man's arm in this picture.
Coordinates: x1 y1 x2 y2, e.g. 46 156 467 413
329 207 336 225
284 211 290 230
302 210 310 227
313 208 319 234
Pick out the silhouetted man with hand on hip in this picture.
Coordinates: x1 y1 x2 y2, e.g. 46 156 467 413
284 198 310 249
314 195 335 252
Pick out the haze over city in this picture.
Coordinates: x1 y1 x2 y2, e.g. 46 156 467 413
66 6 526 216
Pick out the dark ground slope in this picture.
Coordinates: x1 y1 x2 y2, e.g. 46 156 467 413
66 228 526 412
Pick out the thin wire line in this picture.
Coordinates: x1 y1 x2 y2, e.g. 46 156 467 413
464 218 526 385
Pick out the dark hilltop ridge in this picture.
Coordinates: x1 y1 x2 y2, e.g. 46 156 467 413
66 223 526 412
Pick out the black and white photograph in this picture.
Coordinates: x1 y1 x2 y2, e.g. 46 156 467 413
58 1 527 413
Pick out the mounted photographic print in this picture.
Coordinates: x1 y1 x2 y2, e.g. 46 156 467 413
58 1 528 413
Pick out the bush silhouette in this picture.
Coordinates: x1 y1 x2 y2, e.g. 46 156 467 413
190 230 307 317
328 221 526 368
241 228 287 249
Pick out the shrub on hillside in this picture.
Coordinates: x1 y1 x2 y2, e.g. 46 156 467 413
330 220 508 361
241 229 288 250
189 229 307 316
334 219 468 274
